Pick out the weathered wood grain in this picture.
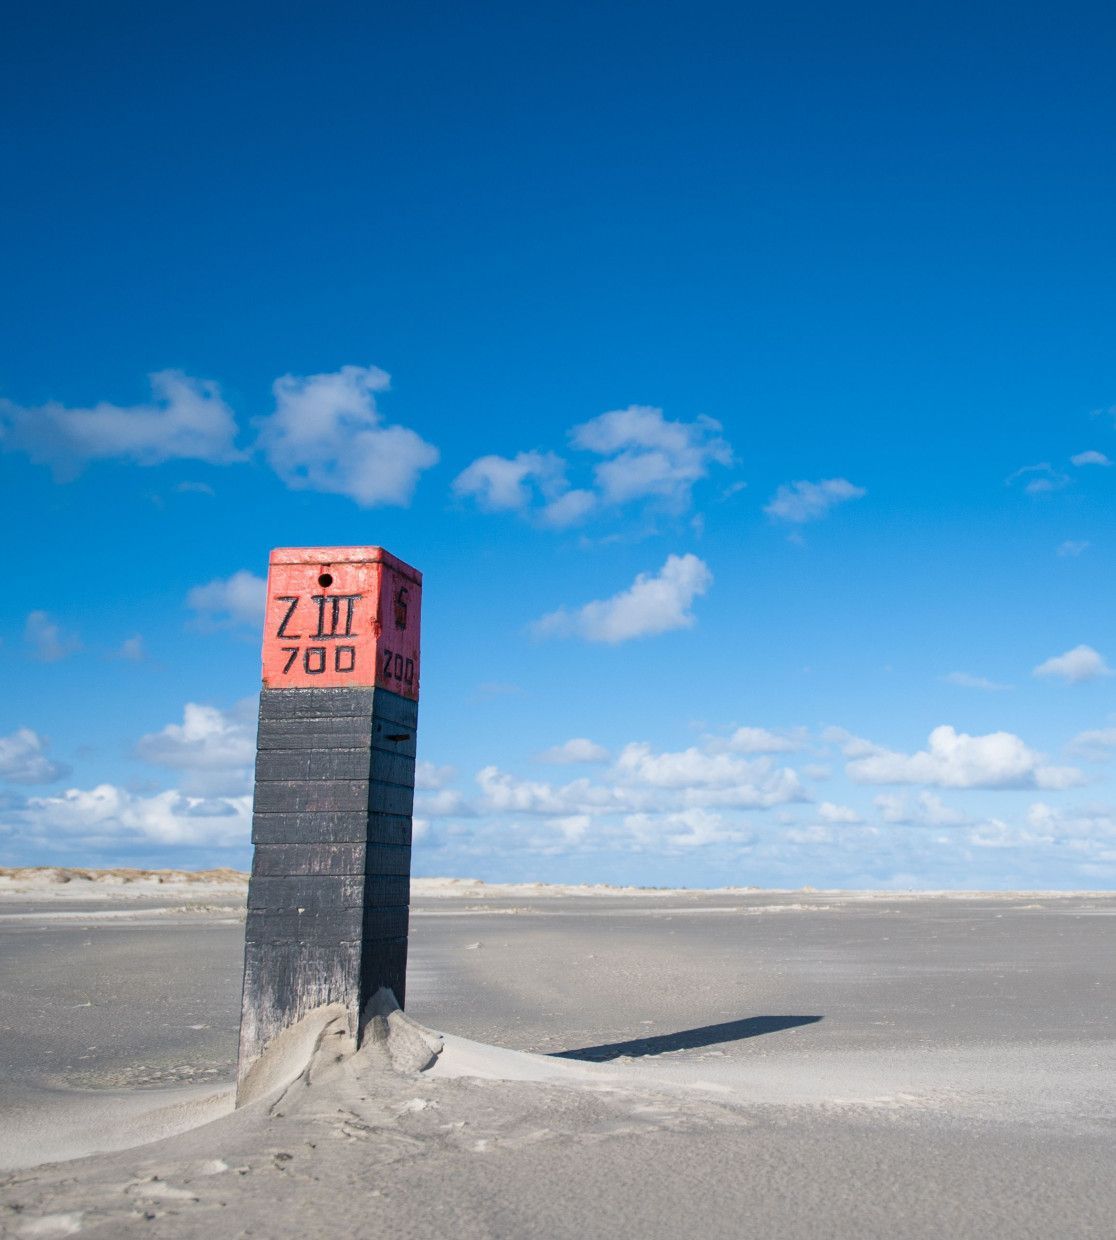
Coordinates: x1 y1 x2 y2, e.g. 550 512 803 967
239 682 419 1096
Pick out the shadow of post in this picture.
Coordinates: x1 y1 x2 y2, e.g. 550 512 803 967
551 1015 823 1061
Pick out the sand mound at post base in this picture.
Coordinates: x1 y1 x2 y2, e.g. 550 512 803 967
0 992 450 1173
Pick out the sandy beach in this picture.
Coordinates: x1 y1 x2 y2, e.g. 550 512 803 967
1 870 1114 1238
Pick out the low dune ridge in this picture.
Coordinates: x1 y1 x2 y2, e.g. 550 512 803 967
3 867 1109 902
0 866 249 886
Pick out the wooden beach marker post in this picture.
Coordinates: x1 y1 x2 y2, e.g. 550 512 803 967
237 546 421 1097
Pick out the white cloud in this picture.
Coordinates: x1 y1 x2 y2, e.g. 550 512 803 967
658 807 746 848
475 766 574 815
24 611 81 662
470 734 804 828
612 744 804 810
286 709 1116 877
1057 540 1090 557
135 702 256 796
416 760 457 790
539 489 597 528
257 365 438 507
965 818 1041 849
0 364 443 506
1026 801 1116 840
817 802 862 824
452 451 566 512
1033 644 1112 684
1067 728 1116 761
763 478 866 524
724 726 803 754
821 726 877 758
874 791 966 826
944 671 1011 692
782 824 835 845
135 702 255 770
536 738 611 765
843 725 1083 791
968 802 1116 852
534 553 712 643
186 570 266 630
408 724 808 862
571 406 732 509
0 728 69 784
552 814 592 844
872 793 907 823
116 635 146 662
400 724 1116 878
0 371 243 479
1006 462 1069 495
1071 450 1112 467
453 449 595 528
662 808 757 850
414 789 473 817
455 407 732 528
8 784 250 849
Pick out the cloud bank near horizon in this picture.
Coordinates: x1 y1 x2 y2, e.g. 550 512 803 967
3 701 1113 888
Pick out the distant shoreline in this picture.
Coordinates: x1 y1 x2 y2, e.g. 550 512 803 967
0 866 1111 899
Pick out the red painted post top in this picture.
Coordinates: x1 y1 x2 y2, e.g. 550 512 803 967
261 546 421 698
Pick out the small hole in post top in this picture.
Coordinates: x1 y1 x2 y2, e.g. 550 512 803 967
318 572 333 588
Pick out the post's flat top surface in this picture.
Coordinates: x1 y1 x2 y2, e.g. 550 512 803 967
269 546 422 583
260 545 421 695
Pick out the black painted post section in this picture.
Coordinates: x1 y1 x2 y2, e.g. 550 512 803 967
236 547 421 1098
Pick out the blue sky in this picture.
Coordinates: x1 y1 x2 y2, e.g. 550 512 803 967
1 1 1114 887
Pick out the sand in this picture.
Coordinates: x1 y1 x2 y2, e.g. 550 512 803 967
1 873 1114 1238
